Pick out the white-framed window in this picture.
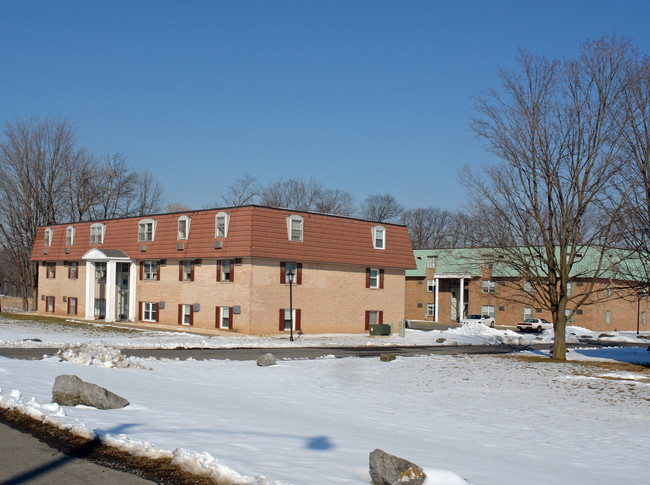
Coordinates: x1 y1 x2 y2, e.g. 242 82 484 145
68 297 77 315
178 215 190 240
641 311 647 326
219 306 231 329
427 255 437 268
367 310 379 325
215 212 230 238
66 226 75 246
369 268 379 289
143 261 158 280
605 283 611 297
283 308 296 330
482 280 496 293
284 261 297 283
566 308 573 324
524 281 532 294
481 305 496 318
426 304 435 317
605 310 611 326
46 296 54 312
523 307 533 320
143 302 157 322
220 260 231 282
90 223 105 244
287 215 303 242
182 260 193 281
372 226 385 250
44 228 53 247
46 262 56 279
427 279 436 292
182 304 192 325
138 219 156 242
69 261 78 279
567 281 573 296
95 262 106 280
94 298 106 319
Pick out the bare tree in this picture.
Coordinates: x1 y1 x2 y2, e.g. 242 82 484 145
402 207 454 249
167 202 192 213
0 117 83 309
360 194 403 222
135 170 165 216
89 152 139 220
466 36 636 360
219 174 260 206
258 177 354 215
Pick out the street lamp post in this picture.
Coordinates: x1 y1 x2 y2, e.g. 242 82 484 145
287 268 295 342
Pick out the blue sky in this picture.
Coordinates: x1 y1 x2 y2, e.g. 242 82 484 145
1 1 649 212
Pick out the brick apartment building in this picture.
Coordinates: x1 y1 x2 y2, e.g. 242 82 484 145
406 248 650 332
30 205 415 334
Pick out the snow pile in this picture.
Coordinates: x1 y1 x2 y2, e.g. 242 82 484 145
57 343 150 369
171 449 268 485
443 323 530 345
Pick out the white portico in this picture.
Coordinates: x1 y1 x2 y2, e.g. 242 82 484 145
82 248 137 322
430 272 472 322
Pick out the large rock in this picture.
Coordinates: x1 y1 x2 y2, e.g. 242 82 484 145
52 375 129 410
257 353 277 366
369 448 426 485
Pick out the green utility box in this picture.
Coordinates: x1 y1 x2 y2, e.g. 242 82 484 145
369 323 392 336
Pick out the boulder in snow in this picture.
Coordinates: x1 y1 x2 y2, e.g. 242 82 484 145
380 354 396 362
369 448 426 485
52 374 129 409
257 353 276 366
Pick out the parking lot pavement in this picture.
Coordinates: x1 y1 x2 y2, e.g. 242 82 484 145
0 420 155 485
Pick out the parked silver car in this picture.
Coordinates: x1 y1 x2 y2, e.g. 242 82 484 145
517 318 553 333
459 314 495 328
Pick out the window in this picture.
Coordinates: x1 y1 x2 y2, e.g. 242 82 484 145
46 262 56 279
364 310 383 330
523 307 533 320
482 280 496 293
90 223 105 244
142 261 158 280
95 298 106 319
68 297 77 315
567 281 573 296
180 260 194 282
217 260 234 282
138 219 156 242
44 228 53 247
523 281 532 294
95 262 106 280
283 308 295 330
426 304 435 317
366 268 384 289
178 216 190 240
605 283 611 297
215 212 230 238
641 311 647 326
286 215 303 242
218 306 232 329
427 255 437 268
481 305 496 318
66 226 75 246
142 302 158 322
68 261 78 279
46 296 55 313
372 226 385 250
427 279 436 292
281 262 302 284
605 310 611 326
179 304 193 326
566 309 573 324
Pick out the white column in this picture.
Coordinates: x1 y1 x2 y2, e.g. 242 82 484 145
434 277 440 322
459 277 465 321
85 262 95 320
105 261 116 322
128 262 137 321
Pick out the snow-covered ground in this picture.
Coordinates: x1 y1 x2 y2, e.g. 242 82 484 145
1 315 649 484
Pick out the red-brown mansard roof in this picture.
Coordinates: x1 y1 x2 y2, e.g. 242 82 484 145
30 205 416 269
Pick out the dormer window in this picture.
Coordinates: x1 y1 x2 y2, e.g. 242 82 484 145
215 212 230 238
44 228 53 247
66 226 75 246
90 223 105 244
372 226 385 250
178 216 191 240
287 215 303 242
138 219 156 242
